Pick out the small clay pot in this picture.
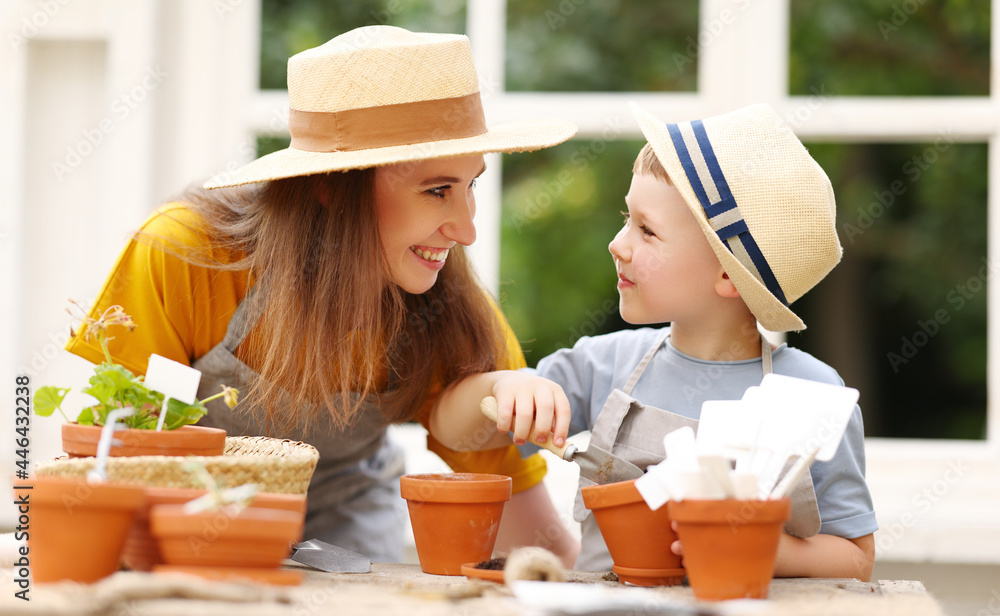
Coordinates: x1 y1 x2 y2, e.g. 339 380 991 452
123 488 306 571
62 423 227 458
668 498 790 600
400 473 512 575
21 475 145 584
581 478 684 586
149 504 301 568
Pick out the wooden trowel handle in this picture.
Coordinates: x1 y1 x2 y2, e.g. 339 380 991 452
480 396 571 459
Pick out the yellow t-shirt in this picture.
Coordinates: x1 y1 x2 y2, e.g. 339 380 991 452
65 204 545 492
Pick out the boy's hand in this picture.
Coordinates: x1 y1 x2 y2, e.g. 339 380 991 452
491 373 571 448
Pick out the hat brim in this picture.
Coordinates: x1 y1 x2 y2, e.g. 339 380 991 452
629 102 805 333
204 118 577 189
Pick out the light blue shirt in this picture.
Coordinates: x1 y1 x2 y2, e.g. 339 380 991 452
522 326 878 539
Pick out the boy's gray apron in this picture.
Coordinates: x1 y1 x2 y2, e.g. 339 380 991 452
192 285 406 563
573 331 821 571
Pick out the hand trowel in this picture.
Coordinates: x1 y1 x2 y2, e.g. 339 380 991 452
290 539 371 573
480 396 643 485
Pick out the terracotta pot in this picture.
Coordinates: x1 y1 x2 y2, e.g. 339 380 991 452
400 473 512 575
668 498 790 600
581 478 684 586
19 475 144 584
62 423 227 458
149 504 301 568
123 488 306 571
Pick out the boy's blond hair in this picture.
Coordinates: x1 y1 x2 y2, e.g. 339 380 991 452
632 143 673 185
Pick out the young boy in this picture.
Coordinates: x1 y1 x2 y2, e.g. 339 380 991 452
431 103 876 579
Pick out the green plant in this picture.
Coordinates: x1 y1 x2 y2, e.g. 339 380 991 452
33 301 238 430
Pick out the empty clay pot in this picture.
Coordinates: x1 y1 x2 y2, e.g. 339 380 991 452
400 473 512 575
581 478 684 586
21 475 145 583
62 423 226 458
123 488 306 571
149 504 302 568
668 498 790 600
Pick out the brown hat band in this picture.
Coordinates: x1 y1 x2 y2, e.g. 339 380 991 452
288 92 488 153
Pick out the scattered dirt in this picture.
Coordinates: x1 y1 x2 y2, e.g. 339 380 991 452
473 558 506 571
599 571 619 582
595 457 615 483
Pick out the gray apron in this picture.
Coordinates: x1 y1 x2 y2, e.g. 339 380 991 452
192 284 406 563
574 331 821 571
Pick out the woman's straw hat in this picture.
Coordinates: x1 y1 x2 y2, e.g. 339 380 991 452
630 102 842 332
205 26 577 189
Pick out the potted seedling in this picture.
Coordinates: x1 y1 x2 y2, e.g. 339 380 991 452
33 301 234 457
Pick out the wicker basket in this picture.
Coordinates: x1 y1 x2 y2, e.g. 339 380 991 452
33 436 319 495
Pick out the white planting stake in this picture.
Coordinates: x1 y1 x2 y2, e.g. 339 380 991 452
145 354 202 431
662 426 699 471
697 455 735 498
87 407 136 483
769 444 821 500
635 464 675 511
730 471 760 499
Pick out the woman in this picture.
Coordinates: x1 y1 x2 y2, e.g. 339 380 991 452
65 26 579 564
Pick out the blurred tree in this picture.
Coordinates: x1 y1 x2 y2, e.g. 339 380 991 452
260 0 465 90
790 1 989 96
506 0 698 92
793 142 988 439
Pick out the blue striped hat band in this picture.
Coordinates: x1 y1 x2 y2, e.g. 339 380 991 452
665 120 789 307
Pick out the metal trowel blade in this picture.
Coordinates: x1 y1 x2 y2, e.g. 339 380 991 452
573 444 645 485
291 539 371 573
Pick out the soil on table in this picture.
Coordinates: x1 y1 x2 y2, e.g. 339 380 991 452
473 558 507 570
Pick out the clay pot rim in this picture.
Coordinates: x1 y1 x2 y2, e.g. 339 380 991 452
63 423 226 439
142 487 306 508
580 478 641 509
612 564 686 586
62 423 227 457
668 498 791 524
153 564 303 586
612 564 686 577
400 472 512 503
460 562 506 583
149 503 302 537
25 475 145 509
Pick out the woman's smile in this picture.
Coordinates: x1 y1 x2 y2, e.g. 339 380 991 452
409 245 450 269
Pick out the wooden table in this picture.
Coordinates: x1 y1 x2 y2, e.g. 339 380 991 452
0 563 945 616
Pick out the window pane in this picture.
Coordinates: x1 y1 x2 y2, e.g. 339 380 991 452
260 0 466 90
500 139 646 362
789 2 989 96
506 1 698 92
790 142 988 440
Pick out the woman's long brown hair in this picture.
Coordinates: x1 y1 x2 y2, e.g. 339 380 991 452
141 170 507 434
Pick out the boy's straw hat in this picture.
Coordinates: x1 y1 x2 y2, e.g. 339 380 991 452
204 26 577 189
630 102 841 332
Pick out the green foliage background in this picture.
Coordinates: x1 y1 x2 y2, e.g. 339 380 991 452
259 0 990 439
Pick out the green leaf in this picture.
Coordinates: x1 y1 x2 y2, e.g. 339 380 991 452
163 398 207 430
33 386 70 417
76 406 95 426
84 363 142 408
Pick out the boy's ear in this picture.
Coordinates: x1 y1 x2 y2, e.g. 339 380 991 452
715 269 742 299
